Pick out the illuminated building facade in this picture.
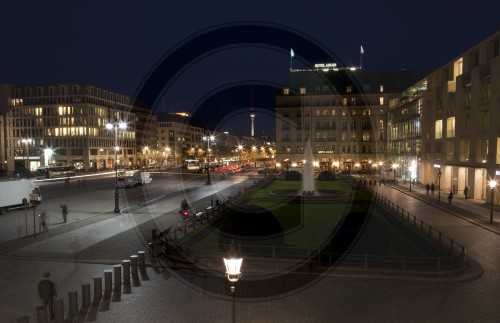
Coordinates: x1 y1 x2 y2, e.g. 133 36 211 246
0 83 156 173
420 31 500 201
387 78 427 181
275 66 427 172
156 113 204 168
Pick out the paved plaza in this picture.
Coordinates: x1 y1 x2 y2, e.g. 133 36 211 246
1 174 500 322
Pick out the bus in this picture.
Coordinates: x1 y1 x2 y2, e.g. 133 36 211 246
182 159 201 171
36 165 76 179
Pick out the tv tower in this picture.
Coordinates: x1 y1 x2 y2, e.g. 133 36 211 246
250 86 255 137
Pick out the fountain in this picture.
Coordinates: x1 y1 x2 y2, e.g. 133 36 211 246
302 139 315 195
266 139 349 200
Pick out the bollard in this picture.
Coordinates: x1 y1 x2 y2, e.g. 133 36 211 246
122 260 131 285
54 298 64 323
113 265 122 291
36 305 47 323
138 251 146 270
130 255 138 277
94 277 102 300
104 269 113 292
17 315 29 323
82 283 91 307
68 291 78 316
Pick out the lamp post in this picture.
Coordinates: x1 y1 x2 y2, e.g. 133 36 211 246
21 136 33 172
106 120 127 213
203 135 215 184
437 169 442 203
489 180 497 224
223 257 243 323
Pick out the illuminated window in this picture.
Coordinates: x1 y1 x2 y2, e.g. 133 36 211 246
379 85 384 92
497 138 500 164
379 97 384 105
300 87 306 95
435 120 443 139
342 98 347 106
346 86 352 93
283 88 289 95
446 117 455 138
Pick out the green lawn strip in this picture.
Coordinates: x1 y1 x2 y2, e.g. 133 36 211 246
187 179 352 254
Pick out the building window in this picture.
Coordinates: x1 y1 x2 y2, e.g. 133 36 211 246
379 85 384 92
342 98 347 106
351 98 356 105
460 140 470 162
446 117 455 138
283 88 289 95
331 109 336 116
496 138 500 164
481 112 489 132
323 110 329 116
300 87 306 95
346 86 352 93
435 120 443 139
379 97 384 105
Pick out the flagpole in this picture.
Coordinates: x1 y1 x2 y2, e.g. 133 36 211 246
360 45 364 69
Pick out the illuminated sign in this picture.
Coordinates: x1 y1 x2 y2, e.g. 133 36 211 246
433 164 441 168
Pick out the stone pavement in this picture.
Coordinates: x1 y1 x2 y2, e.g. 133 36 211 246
2 174 500 322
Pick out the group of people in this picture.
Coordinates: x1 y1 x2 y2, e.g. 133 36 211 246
424 183 470 205
36 203 69 233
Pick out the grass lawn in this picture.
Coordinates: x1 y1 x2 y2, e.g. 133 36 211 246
186 179 356 253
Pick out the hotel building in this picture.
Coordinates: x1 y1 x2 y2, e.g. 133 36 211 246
275 66 428 172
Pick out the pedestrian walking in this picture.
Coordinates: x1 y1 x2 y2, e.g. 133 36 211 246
425 183 430 195
39 211 48 233
448 191 453 205
38 272 57 320
431 183 435 195
464 186 469 199
60 203 68 223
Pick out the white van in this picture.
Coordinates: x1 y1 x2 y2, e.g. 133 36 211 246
116 171 152 188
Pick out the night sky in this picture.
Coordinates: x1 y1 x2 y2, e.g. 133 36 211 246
1 1 499 137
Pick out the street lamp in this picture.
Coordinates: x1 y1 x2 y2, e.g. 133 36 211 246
223 257 243 323
437 169 442 203
489 180 497 224
21 136 33 171
106 120 127 213
202 135 215 185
